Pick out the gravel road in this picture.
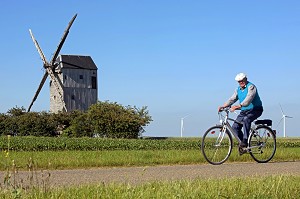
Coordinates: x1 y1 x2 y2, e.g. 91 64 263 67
1 161 299 188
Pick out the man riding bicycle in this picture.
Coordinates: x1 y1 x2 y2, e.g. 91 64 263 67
218 73 263 148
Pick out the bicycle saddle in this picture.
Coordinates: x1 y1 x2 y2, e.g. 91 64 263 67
254 119 272 126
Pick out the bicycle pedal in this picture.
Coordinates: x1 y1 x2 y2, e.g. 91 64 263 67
238 147 247 155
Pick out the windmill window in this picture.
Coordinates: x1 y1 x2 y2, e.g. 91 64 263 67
71 95 75 100
91 76 97 89
64 75 67 80
79 75 83 79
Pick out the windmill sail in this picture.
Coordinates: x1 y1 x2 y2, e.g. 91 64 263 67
29 29 49 66
27 72 48 112
50 14 77 66
28 14 77 112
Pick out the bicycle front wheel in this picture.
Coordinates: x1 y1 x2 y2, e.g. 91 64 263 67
249 125 276 163
201 125 233 165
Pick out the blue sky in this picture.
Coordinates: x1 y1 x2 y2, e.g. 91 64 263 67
1 1 299 137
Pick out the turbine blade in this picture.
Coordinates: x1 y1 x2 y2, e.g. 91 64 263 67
279 104 284 115
27 72 48 112
50 14 78 66
275 116 284 128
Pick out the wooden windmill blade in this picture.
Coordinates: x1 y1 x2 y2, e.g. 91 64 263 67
47 14 78 112
27 72 48 112
50 14 77 66
29 29 49 67
27 29 50 112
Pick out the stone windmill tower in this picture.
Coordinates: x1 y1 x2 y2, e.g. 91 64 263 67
28 14 98 113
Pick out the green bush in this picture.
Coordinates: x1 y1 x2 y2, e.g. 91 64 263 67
0 102 152 138
87 101 151 138
0 107 60 136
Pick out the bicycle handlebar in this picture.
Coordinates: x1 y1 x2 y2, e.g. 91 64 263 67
218 107 230 112
218 106 238 115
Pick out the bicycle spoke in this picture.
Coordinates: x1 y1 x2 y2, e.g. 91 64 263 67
211 148 219 162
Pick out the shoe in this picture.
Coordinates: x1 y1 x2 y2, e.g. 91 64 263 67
238 147 247 155
239 142 248 148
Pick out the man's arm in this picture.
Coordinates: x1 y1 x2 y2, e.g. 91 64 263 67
223 89 238 107
240 85 256 107
218 89 238 112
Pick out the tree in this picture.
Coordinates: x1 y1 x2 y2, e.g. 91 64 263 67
79 101 152 138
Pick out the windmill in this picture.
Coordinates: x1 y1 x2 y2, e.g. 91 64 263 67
278 104 293 138
28 14 98 113
180 115 189 137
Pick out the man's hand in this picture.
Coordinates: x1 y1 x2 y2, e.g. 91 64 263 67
218 106 224 112
230 105 241 112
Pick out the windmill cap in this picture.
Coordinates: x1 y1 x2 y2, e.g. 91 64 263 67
235 73 247 81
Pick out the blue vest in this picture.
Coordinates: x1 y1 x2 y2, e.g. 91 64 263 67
237 82 262 110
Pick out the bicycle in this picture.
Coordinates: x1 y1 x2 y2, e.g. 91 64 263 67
201 107 276 165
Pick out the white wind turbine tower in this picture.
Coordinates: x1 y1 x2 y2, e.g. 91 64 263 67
180 115 189 137
279 104 293 138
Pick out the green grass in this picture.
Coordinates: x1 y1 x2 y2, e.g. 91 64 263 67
0 175 299 198
1 147 299 170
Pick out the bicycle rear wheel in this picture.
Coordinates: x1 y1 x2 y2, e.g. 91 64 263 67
201 125 233 165
249 125 276 163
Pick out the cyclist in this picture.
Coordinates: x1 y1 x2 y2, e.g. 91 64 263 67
218 73 263 148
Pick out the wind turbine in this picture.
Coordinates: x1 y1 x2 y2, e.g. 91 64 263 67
180 115 189 137
278 104 292 138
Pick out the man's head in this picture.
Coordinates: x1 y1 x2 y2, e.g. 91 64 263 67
235 73 247 87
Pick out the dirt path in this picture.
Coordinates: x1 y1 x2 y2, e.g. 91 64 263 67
1 161 299 188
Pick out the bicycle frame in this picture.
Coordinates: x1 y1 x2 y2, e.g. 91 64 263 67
219 108 265 151
219 108 242 143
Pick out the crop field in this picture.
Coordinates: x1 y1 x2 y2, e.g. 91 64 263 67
1 136 299 151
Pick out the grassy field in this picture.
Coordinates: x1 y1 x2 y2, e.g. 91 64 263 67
0 137 299 170
1 147 299 170
0 175 299 198
0 137 299 198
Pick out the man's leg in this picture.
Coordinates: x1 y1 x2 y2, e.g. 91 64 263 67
242 109 263 141
232 112 245 142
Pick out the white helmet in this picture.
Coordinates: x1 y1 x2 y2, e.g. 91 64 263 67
235 73 247 81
